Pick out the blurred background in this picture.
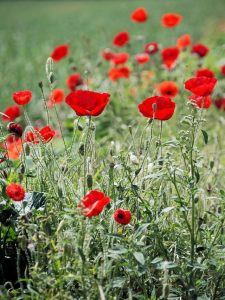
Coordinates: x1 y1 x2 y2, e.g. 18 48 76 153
0 0 225 109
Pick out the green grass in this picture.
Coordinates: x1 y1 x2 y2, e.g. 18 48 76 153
0 0 225 109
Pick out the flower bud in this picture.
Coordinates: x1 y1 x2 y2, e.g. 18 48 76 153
7 122 23 137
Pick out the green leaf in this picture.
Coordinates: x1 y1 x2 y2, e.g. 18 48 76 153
201 130 208 144
133 252 145 265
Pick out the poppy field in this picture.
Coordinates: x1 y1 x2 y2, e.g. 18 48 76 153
0 1 225 299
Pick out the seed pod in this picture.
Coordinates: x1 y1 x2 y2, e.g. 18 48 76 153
79 143 85 156
87 174 93 189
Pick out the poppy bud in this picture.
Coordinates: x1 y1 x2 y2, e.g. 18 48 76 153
38 81 43 89
7 122 23 137
24 144 30 156
110 162 115 169
20 164 25 174
87 174 93 189
77 124 83 131
49 72 55 84
79 143 85 156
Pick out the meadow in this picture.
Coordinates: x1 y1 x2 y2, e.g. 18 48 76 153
0 1 225 299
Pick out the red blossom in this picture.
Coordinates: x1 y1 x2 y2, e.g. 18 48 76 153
113 31 129 47
6 183 25 201
66 73 83 91
161 13 182 28
2 106 21 122
176 34 192 50
196 68 215 78
157 81 179 97
101 49 115 61
131 7 148 23
192 43 209 57
220 65 225 76
48 88 65 107
51 44 69 62
214 98 225 111
111 52 129 65
184 77 217 96
144 42 159 54
161 47 179 69
8 123 23 137
135 53 150 64
25 126 55 144
138 96 176 121
12 90 32 105
108 66 131 81
189 95 211 109
114 208 132 225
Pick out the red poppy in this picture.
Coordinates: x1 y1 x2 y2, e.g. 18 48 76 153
138 96 176 121
48 88 65 107
131 7 148 23
184 77 217 96
51 44 69 62
66 73 83 91
12 90 32 105
114 208 132 225
101 49 115 61
6 183 25 201
111 52 129 65
8 123 23 137
189 95 211 109
192 44 209 57
144 42 159 54
2 106 21 122
135 53 150 64
196 68 214 78
78 190 110 218
25 126 55 144
157 81 179 97
176 34 192 50
113 31 129 47
66 90 110 117
3 137 23 160
161 47 179 69
108 66 131 81
214 98 225 111
161 13 182 28
220 65 225 76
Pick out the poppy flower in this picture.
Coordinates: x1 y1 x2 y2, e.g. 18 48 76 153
114 208 132 225
189 95 211 109
144 42 159 55
220 65 225 76
138 96 176 121
196 68 215 78
12 90 32 105
157 81 179 97
2 106 21 122
48 88 65 107
112 31 129 47
8 122 23 137
51 44 69 62
176 34 192 50
161 13 182 28
184 77 217 96
101 49 115 61
135 53 150 64
66 73 83 91
161 47 179 69
78 190 110 218
111 52 129 65
6 183 25 201
25 126 55 144
108 66 131 81
214 98 225 110
3 137 23 160
131 7 148 23
66 90 110 117
192 44 209 57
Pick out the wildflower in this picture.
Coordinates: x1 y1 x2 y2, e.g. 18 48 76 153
196 68 215 78
157 81 179 97
135 53 150 64
48 88 64 107
131 7 148 23
66 73 83 91
138 96 176 121
7 122 23 137
101 49 115 61
192 43 209 57
184 77 217 96
111 52 129 65
161 13 182 28
114 208 132 225
214 98 225 110
25 126 55 144
176 34 191 50
144 42 159 54
189 95 211 109
6 183 25 201
66 90 110 116
12 90 32 105
79 190 110 217
2 106 20 122
161 47 179 69
220 65 225 76
113 31 129 47
51 44 69 62
108 66 131 81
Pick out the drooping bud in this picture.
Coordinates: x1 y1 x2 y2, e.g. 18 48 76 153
7 122 23 137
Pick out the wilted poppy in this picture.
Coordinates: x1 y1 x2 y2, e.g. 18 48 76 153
101 49 115 61
12 90 32 105
157 81 179 97
192 44 209 57
113 31 129 47
66 73 83 91
184 77 217 96
189 95 211 109
161 47 179 69
111 52 129 65
138 96 176 121
66 90 110 116
135 53 150 64
6 183 25 201
131 7 148 23
176 34 191 50
48 88 65 107
108 66 131 81
25 126 55 144
51 44 69 62
161 13 182 28
114 208 132 225
144 42 159 55
78 190 110 217
8 122 23 137
196 68 214 78
2 106 20 122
